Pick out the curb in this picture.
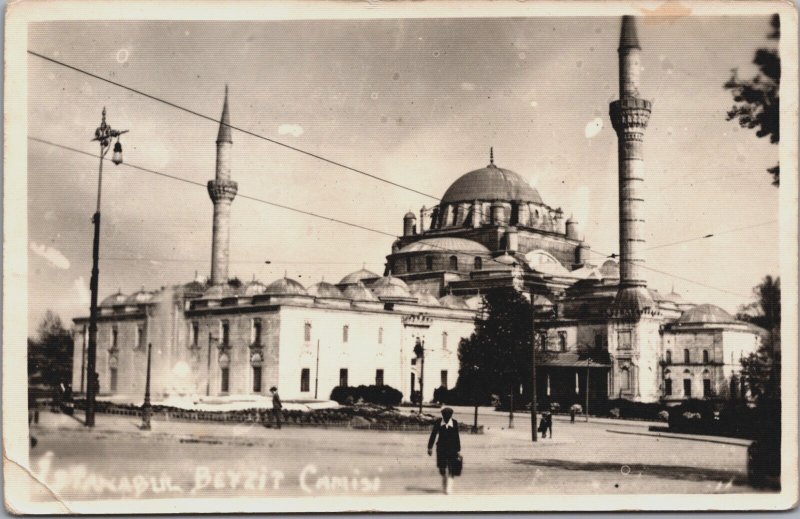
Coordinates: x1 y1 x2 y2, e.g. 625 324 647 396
606 428 752 447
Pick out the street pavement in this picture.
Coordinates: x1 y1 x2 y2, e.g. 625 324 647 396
26 407 759 503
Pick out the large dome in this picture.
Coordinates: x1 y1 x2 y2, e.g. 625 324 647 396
265 277 308 296
441 164 543 204
399 237 490 254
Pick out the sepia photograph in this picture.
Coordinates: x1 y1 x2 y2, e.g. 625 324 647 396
3 0 798 513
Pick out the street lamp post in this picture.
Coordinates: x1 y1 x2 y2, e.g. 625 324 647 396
85 108 127 428
141 342 153 430
530 287 538 442
585 359 592 423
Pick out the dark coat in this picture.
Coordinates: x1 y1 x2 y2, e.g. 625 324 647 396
428 418 461 470
272 392 282 410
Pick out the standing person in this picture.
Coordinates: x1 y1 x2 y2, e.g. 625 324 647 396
544 411 553 439
427 407 461 494
270 386 282 429
570 406 576 424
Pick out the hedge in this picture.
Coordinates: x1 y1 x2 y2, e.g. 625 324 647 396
329 385 403 407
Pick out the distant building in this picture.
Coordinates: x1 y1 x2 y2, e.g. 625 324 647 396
72 17 762 405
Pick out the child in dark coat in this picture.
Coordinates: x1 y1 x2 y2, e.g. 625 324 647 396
427 407 461 494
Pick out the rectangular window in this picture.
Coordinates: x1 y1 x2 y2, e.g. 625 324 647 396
191 322 199 347
441 370 448 388
621 369 631 391
300 368 310 392
304 322 312 342
252 366 262 393
595 333 603 349
378 327 383 344
252 319 262 346
221 321 230 347
665 379 672 396
339 368 349 388
618 331 632 350
683 379 692 398
343 325 349 343
375 369 384 386
558 331 567 352
410 373 416 394
111 327 118 349
442 332 448 350
138 324 146 349
703 379 712 397
110 368 118 392
220 367 230 393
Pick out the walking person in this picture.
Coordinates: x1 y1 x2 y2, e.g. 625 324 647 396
539 411 553 439
270 386 282 429
427 407 461 494
570 406 576 424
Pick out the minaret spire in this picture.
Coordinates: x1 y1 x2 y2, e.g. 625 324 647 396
208 86 238 285
489 147 494 166
610 15 653 312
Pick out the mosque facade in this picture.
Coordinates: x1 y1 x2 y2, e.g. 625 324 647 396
71 17 762 406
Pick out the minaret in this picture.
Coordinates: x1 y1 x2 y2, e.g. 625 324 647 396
610 16 653 312
207 86 238 285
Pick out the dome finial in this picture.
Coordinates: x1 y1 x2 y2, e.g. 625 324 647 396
489 147 494 166
284 270 288 279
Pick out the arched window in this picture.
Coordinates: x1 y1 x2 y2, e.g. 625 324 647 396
442 331 448 350
665 350 672 364
621 366 631 391
449 256 458 270
684 349 690 364
425 256 434 271
405 256 412 272
304 322 312 342
474 257 482 270
702 350 709 363
342 325 349 343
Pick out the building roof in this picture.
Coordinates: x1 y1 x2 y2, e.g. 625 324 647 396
127 289 155 304
599 259 620 280
264 277 308 296
441 163 543 204
413 290 442 307
399 237 490 255
541 351 611 368
243 280 267 296
677 304 737 324
439 294 469 309
342 281 380 302
339 268 380 285
308 281 346 299
101 290 128 307
202 283 239 299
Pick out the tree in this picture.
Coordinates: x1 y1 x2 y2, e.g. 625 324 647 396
454 288 535 406
737 276 780 401
724 14 780 186
28 311 74 397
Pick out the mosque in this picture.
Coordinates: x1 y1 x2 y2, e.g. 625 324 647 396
71 17 762 407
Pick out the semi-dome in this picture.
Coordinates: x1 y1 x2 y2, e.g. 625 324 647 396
127 289 154 304
371 275 413 300
439 294 469 309
101 290 128 307
677 304 737 324
343 281 379 302
441 163 543 204
308 281 345 299
398 237 490 255
339 268 380 285
265 277 308 296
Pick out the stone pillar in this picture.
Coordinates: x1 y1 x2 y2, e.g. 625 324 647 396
403 212 416 236
471 200 482 228
208 87 237 286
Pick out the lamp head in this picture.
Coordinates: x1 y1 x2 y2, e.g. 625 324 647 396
111 140 123 165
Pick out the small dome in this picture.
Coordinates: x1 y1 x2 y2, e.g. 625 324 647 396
677 304 737 324
494 252 519 265
101 290 128 307
662 290 686 304
398 237 490 255
339 268 380 285
127 289 154 304
202 283 238 299
343 281 379 302
413 290 441 307
265 277 308 296
464 294 483 310
308 281 345 299
371 275 413 300
442 164 543 204
439 294 469 309
404 211 416 220
243 280 267 296
599 259 621 280
533 295 554 307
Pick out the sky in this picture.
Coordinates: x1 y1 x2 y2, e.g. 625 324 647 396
26 16 780 336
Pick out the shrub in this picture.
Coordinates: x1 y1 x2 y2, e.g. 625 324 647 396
329 385 403 407
550 402 561 413
570 404 583 414
658 410 670 422
609 408 620 418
